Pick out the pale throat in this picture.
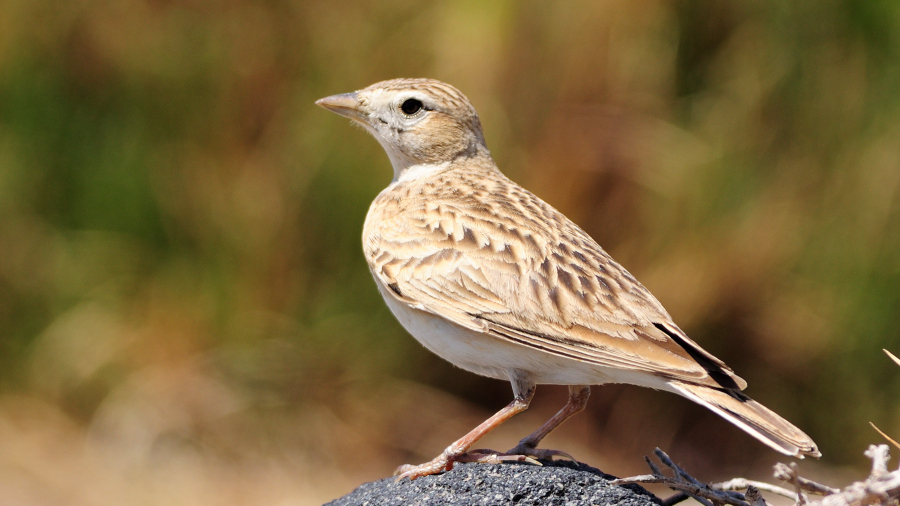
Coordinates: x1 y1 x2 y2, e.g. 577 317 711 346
371 134 454 183
368 125 490 183
395 161 453 183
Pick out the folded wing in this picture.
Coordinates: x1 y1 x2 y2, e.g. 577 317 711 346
365 176 746 391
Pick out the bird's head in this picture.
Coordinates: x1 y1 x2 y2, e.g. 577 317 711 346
316 78 488 180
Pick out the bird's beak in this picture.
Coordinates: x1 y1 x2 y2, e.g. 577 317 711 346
315 92 364 121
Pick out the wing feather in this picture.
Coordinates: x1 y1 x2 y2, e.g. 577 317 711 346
364 168 746 390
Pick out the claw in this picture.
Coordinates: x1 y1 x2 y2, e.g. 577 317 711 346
393 448 545 481
506 443 576 462
394 459 448 481
458 450 542 466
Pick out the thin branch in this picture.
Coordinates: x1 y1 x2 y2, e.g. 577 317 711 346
884 349 900 368
715 478 799 501
870 423 900 453
610 448 752 506
773 463 840 496
613 445 900 506
610 474 720 506
792 463 809 504
645 455 663 476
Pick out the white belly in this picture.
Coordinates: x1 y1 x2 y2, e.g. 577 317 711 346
375 281 658 387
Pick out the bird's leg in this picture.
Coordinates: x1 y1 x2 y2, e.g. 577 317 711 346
506 384 590 461
395 377 536 481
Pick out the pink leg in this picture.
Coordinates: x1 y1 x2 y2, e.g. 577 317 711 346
506 384 590 460
395 378 536 481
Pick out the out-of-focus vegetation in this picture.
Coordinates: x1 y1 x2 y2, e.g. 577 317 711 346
0 0 898 503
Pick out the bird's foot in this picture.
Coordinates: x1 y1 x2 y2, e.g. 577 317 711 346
505 442 575 462
394 449 541 481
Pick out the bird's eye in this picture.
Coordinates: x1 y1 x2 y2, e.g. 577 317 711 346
400 98 424 116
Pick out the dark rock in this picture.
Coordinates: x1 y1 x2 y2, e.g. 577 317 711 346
326 460 661 506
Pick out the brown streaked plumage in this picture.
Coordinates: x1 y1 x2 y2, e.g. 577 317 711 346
316 78 820 480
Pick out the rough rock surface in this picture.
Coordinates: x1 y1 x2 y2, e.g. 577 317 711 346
326 460 661 506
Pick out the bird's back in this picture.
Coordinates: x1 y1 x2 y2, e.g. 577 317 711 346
363 159 746 391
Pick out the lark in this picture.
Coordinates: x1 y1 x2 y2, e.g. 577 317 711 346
316 78 819 480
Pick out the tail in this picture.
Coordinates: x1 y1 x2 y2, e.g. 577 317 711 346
669 380 821 458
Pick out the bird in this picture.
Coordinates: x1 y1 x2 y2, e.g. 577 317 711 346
315 78 820 480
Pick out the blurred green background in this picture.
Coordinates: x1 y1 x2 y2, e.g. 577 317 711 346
1 0 899 503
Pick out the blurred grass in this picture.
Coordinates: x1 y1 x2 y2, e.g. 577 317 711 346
0 0 899 503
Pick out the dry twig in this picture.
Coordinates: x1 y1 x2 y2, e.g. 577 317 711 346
715 477 799 501
870 423 900 452
610 448 758 506
772 462 839 497
613 353 900 506
613 445 900 506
